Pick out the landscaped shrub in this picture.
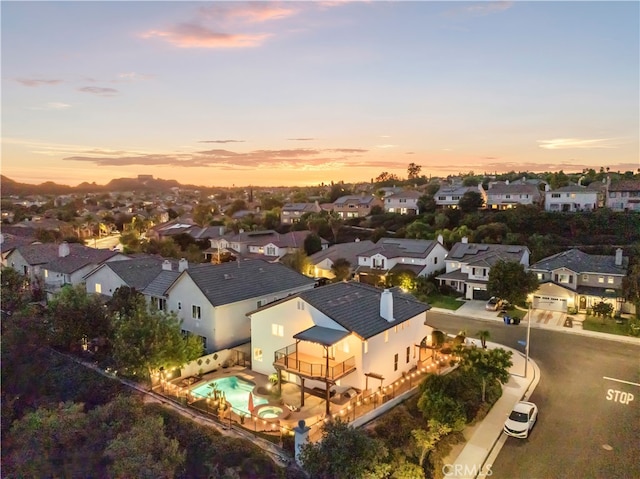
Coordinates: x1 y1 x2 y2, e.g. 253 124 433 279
372 406 417 450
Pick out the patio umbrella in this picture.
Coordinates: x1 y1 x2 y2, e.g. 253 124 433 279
248 392 254 413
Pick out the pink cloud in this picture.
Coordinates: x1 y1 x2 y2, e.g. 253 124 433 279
16 78 62 87
199 3 297 23
141 23 270 48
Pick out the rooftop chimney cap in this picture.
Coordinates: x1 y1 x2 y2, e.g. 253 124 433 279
380 288 394 322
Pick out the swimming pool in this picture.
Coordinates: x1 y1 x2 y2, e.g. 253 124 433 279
190 376 267 416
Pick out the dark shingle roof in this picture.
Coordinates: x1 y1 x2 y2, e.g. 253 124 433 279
176 260 315 306
447 243 528 265
13 243 60 265
102 256 172 290
530 249 628 275
45 245 121 274
609 180 640 192
308 240 375 266
359 238 438 260
143 270 183 297
299 282 430 340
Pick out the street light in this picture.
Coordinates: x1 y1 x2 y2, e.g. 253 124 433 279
525 302 531 377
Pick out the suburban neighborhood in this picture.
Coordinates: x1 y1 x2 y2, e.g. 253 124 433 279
2 169 639 479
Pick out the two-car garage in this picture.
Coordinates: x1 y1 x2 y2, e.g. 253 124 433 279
532 295 568 312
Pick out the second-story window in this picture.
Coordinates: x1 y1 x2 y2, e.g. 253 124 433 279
406 346 410 363
266 246 276 256
192 305 201 319
394 353 399 372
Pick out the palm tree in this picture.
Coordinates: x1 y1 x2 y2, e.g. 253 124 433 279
477 330 490 349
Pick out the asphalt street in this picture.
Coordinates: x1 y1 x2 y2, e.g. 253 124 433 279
426 312 640 479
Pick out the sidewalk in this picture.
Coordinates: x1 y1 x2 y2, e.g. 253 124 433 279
444 341 540 479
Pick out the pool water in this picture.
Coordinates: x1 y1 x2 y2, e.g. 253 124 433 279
257 406 283 419
191 376 267 416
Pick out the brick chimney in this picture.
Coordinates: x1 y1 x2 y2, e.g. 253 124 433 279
380 289 394 322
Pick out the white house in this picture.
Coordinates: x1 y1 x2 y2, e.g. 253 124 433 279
142 259 316 353
434 184 487 209
84 255 180 297
436 238 530 300
248 282 432 414
544 185 599 212
355 237 449 284
486 181 542 209
384 190 421 215
6 242 127 295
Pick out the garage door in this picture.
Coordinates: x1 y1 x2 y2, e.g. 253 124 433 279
533 295 568 312
472 288 491 301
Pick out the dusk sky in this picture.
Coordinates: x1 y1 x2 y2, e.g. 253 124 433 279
2 1 638 188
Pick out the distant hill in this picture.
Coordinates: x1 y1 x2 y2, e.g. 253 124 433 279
0 175 200 196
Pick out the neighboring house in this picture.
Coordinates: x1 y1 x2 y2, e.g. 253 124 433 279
143 259 316 353
1 228 37 267
280 202 322 225
434 184 487 209
436 238 530 300
486 181 542 209
544 185 600 212
529 248 632 314
6 242 127 296
384 190 422 215
205 230 328 262
332 195 383 219
147 220 226 242
308 239 376 280
84 255 182 297
248 282 432 414
355 237 449 284
606 179 640 212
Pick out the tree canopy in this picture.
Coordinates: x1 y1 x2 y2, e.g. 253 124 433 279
487 260 539 306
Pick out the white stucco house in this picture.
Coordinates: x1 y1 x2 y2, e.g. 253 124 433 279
355 237 449 285
84 255 183 297
436 238 530 300
248 281 432 415
544 185 600 212
6 241 127 297
142 259 316 353
384 190 422 215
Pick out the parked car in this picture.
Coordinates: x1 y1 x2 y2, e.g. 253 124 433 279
486 297 502 311
504 401 538 438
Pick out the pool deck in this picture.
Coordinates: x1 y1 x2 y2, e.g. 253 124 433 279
175 366 348 430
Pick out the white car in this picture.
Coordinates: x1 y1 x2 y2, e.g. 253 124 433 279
504 401 538 438
485 297 502 311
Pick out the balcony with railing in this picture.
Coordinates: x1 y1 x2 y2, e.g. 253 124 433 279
274 343 356 381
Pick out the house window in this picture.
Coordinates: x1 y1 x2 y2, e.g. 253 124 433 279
406 346 410 363
384 331 389 343
297 300 305 310
394 325 398 333
257 300 263 308
200 335 207 350
394 353 399 372
95 283 102 294
537 273 544 280
266 246 276 256
192 305 201 319
271 324 284 337
598 276 604 284
582 275 588 282
556 274 572 284
434 257 438 265
364 340 368 354
178 302 182 310
44 270 49 278
254 348 263 362
607 276 614 284
551 193 561 198
343 341 350 353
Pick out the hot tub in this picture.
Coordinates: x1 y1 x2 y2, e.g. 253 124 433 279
254 405 291 422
